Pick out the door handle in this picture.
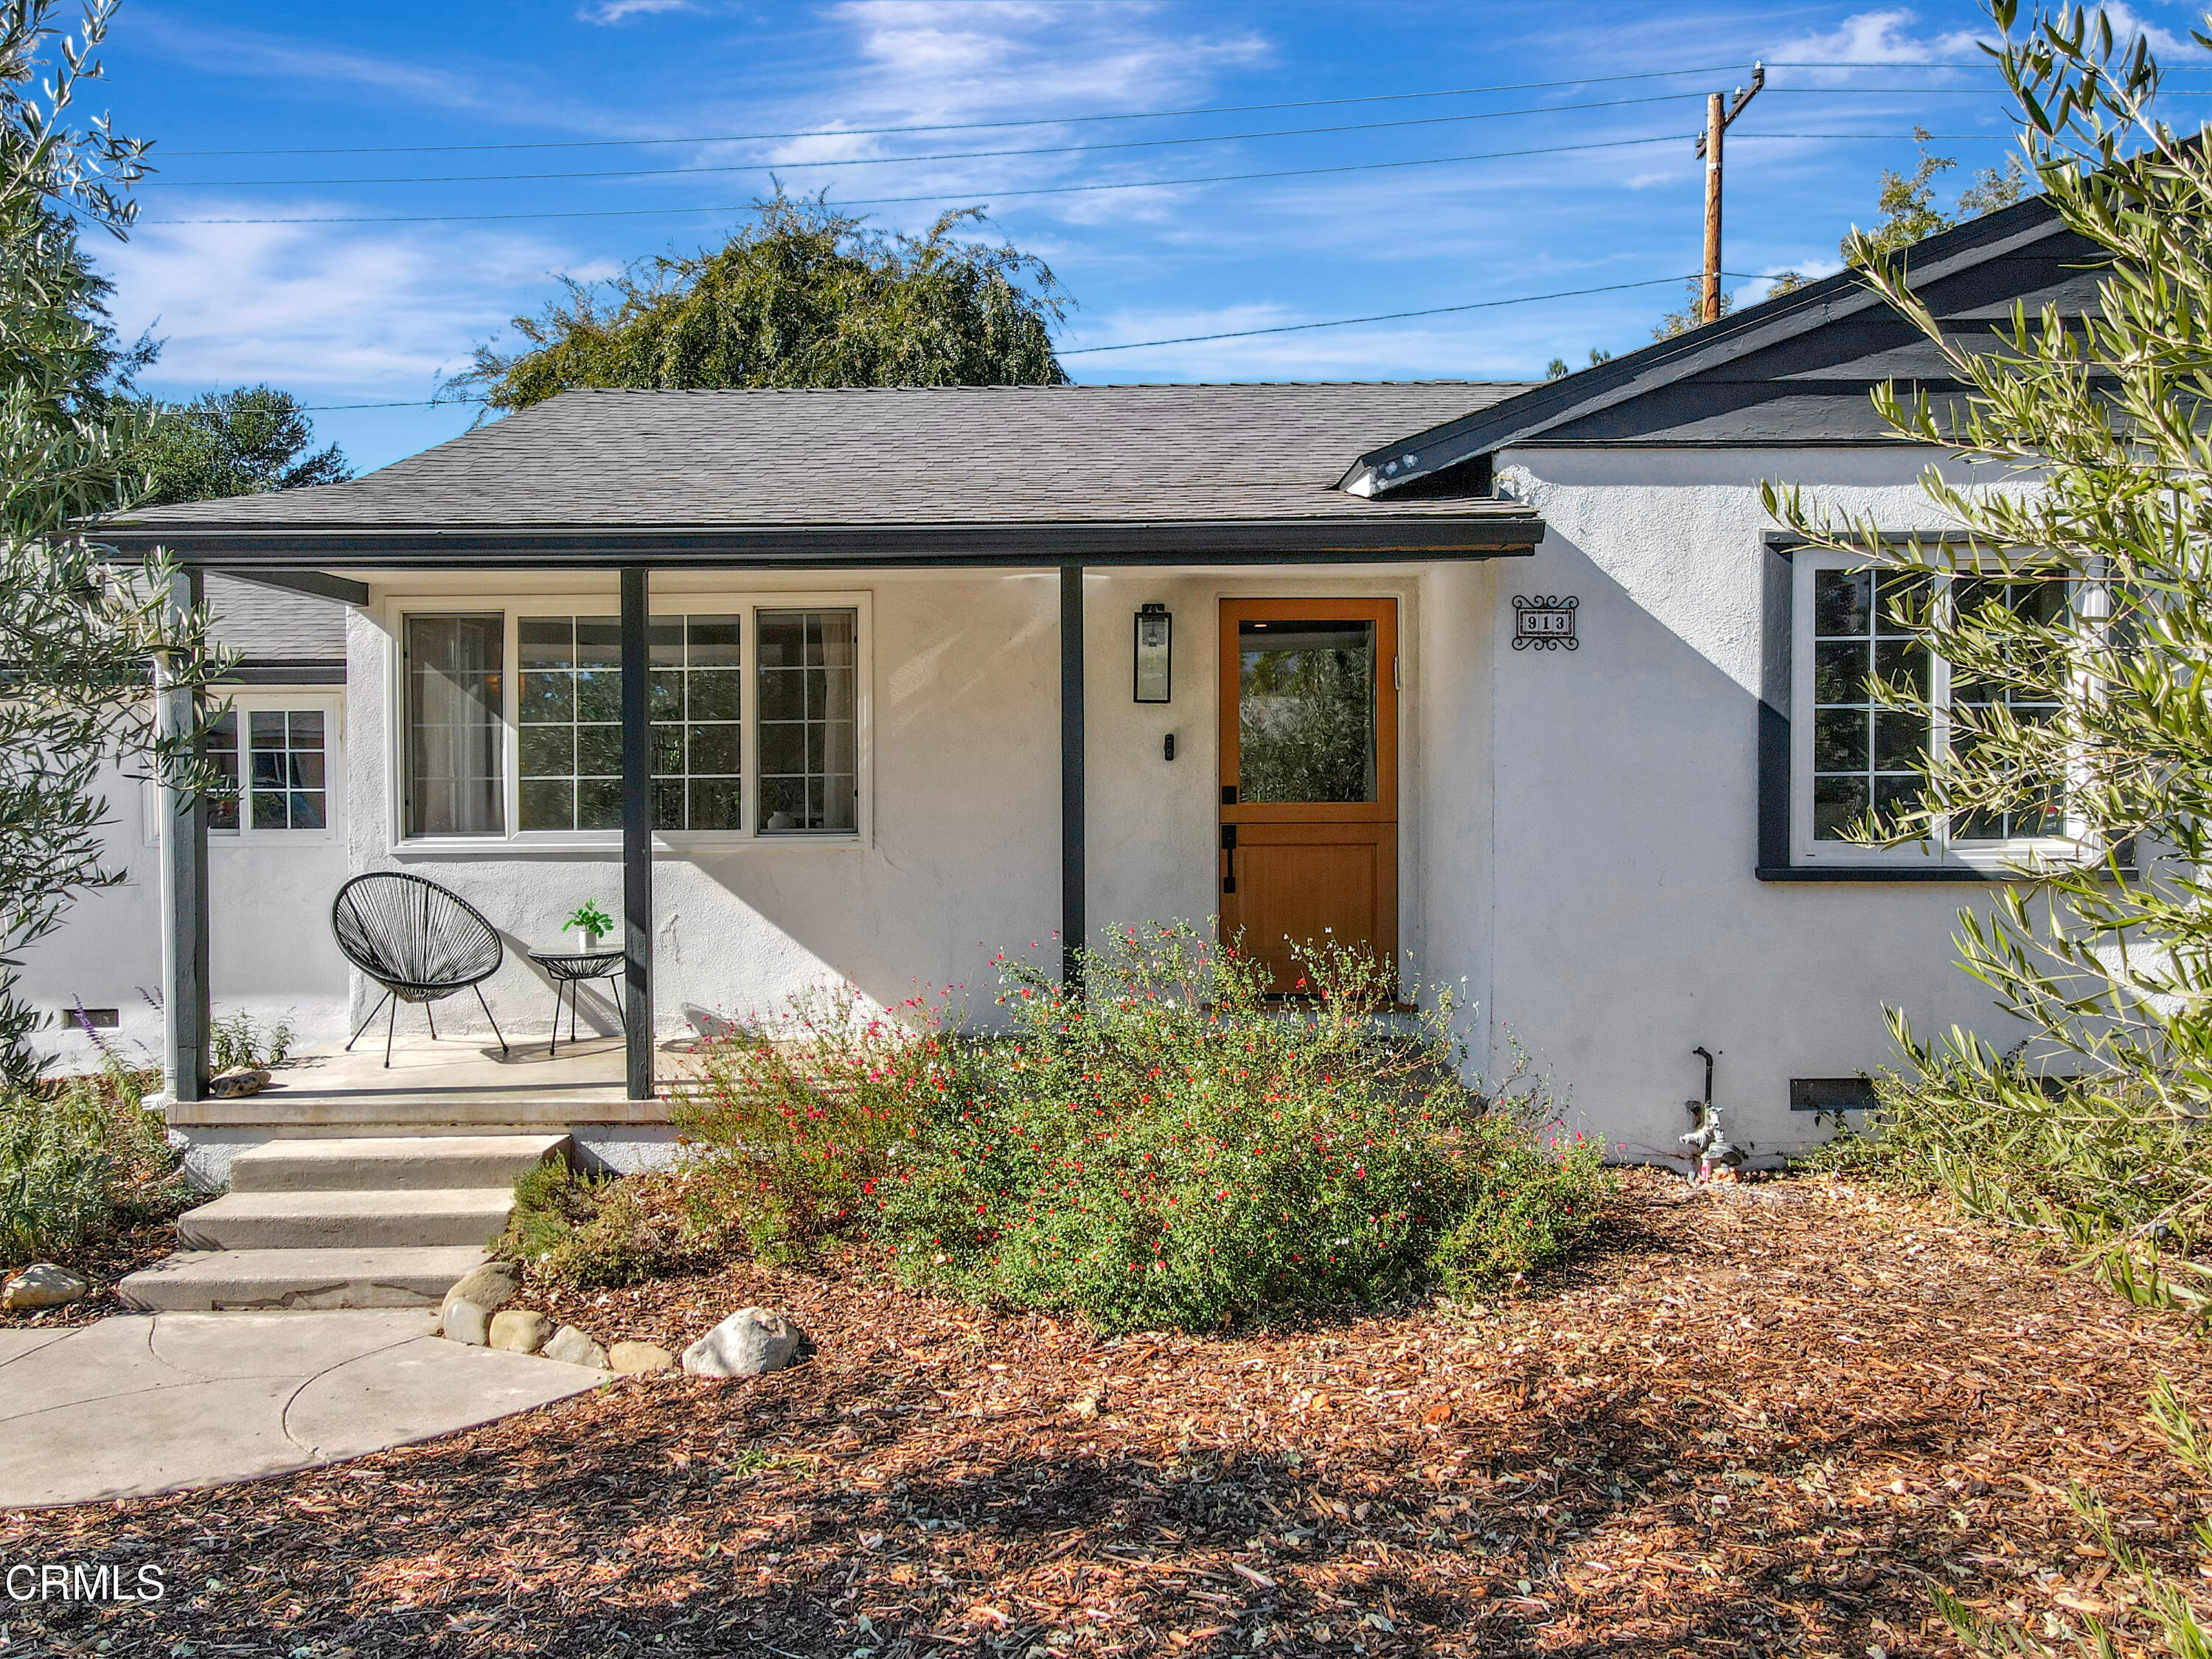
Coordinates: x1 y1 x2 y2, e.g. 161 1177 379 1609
1220 822 1237 893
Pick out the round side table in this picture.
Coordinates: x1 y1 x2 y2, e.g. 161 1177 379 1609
529 949 625 1055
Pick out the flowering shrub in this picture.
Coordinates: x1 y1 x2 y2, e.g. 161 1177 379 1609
873 922 1610 1332
673 982 949 1262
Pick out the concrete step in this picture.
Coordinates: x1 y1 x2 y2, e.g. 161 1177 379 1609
175 1189 518 1251
227 1133 572 1193
117 1246 490 1312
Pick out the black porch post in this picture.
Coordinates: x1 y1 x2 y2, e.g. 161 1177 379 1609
619 567 655 1099
157 566 210 1104
1060 562 1085 992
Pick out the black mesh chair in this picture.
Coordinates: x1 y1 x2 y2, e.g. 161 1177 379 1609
332 872 509 1065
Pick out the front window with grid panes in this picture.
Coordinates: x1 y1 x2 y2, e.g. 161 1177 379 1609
206 705 330 835
757 609 858 834
403 602 863 842
1793 554 2073 866
650 614 743 830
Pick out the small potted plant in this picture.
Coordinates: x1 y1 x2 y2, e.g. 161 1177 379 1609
563 900 615 953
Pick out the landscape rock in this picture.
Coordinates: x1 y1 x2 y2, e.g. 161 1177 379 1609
681 1307 804 1379
542 1325 608 1368
446 1262 518 1311
2 1262 89 1310
488 1309 552 1355
440 1298 490 1346
206 1068 270 1099
608 1340 675 1374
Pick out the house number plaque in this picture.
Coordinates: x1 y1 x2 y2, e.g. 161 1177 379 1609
1512 594 1579 650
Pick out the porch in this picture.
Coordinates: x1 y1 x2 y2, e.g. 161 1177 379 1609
162 1033 686 1128
104 386 1546 1128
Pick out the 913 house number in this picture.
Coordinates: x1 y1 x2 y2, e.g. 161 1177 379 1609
1512 594 1579 651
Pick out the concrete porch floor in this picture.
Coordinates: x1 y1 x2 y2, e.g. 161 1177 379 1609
165 1032 705 1127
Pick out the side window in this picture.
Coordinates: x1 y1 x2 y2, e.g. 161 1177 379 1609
207 705 330 835
207 710 240 833
1790 554 2074 867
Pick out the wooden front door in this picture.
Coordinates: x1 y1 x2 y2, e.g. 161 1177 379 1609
1218 598 1398 994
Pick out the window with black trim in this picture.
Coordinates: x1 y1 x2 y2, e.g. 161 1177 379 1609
1789 552 2079 870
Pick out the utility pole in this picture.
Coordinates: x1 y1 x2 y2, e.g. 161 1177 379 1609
1693 62 1763 324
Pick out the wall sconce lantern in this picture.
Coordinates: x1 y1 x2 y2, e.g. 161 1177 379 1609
1133 602 1172 703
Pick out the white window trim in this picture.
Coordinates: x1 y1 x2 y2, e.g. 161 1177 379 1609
1789 549 2094 872
207 688 344 845
384 590 873 855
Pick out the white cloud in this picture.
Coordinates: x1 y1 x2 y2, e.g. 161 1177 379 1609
97 211 581 397
1765 4 2189 80
579 0 700 23
1763 8 1992 83
732 1 1269 229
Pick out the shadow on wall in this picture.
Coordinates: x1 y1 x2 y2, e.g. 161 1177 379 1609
1484 521 2021 1159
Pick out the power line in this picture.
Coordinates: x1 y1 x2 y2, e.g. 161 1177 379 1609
144 89 2101 195
141 134 1697 224
137 130 2015 229
143 92 1719 188
1060 273 1763 353
152 57 2212 161
161 66 1764 158
285 268 1784 404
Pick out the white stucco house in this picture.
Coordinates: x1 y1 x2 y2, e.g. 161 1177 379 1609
25 189 2093 1174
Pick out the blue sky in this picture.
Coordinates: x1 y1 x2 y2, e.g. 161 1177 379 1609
84 0 2203 473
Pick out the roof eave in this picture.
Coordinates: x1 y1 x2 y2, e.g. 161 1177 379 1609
97 512 1546 568
1341 196 2075 495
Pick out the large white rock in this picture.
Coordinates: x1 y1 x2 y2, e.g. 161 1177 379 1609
2 1262 89 1310
439 1263 516 1345
542 1324 608 1368
441 1298 490 1346
682 1307 804 1379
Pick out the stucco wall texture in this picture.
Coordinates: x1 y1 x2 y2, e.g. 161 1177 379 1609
1484 446 2023 1160
24 448 2017 1161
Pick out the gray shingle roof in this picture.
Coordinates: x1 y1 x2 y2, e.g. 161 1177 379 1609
206 573 344 661
110 383 1531 534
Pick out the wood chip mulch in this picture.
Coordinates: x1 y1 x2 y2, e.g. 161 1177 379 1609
0 1216 181 1330
10 1168 2212 1658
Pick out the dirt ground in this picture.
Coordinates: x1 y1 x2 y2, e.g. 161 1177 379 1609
10 1169 2211 1658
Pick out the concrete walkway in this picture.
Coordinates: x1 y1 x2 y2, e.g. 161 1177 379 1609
0 1310 611 1509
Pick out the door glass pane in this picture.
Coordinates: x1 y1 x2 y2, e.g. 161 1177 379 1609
406 615 504 837
1237 619 1375 804
758 609 857 833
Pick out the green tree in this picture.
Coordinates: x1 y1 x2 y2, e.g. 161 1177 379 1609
1852 124 2031 261
1774 10 2212 1650
1768 3 2212 1155
446 193 1070 413
132 385 349 506
0 0 229 1085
